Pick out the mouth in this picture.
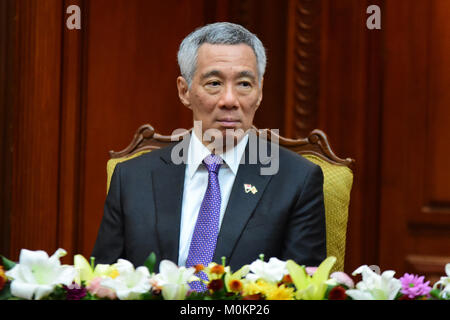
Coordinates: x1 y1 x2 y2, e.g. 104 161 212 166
216 118 241 128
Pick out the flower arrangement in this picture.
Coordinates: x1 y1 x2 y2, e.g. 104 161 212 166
0 248 449 301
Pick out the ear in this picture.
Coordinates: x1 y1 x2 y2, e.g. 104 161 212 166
177 76 191 108
256 77 264 108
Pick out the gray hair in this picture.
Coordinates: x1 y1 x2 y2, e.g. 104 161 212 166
177 22 267 87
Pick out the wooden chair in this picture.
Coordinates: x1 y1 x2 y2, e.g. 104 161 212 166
106 124 355 272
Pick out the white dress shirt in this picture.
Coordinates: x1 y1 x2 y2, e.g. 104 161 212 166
178 132 249 266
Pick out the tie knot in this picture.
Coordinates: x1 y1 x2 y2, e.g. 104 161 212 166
203 154 222 174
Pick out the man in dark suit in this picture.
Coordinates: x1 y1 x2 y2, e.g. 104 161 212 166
92 22 326 274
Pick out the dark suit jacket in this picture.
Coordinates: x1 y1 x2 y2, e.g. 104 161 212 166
92 136 326 271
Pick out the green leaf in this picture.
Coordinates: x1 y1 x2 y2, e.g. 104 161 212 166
1 255 16 270
144 252 157 274
0 282 12 300
430 288 442 300
46 285 67 300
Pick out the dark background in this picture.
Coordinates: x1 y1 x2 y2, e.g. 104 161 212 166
1 0 449 282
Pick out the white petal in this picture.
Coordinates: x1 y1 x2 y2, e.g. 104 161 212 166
19 249 49 268
352 265 369 276
10 281 38 300
159 260 178 275
116 289 132 300
181 267 196 282
94 264 113 276
161 284 177 300
5 265 21 281
381 270 396 280
346 289 374 300
445 263 450 277
49 248 67 266
135 266 151 278
18 265 37 284
33 284 55 300
245 273 259 282
115 259 135 275
162 283 187 300
53 265 77 285
387 280 402 300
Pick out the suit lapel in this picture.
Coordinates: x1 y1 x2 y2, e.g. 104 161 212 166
213 137 274 263
152 143 186 263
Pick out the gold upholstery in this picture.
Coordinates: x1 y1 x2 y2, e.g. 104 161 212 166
302 154 353 272
106 125 354 272
106 150 152 193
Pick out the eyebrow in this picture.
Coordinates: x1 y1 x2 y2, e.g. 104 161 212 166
200 70 257 81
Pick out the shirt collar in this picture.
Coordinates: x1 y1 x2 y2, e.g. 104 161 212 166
186 131 249 179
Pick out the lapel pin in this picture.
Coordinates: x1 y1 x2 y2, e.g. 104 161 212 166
244 184 258 194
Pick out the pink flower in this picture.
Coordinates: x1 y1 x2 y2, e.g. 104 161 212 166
399 273 431 299
330 271 355 288
305 267 318 276
86 277 117 300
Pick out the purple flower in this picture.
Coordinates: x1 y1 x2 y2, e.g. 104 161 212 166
399 273 431 299
63 282 87 300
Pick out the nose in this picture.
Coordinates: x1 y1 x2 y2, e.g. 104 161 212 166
219 84 239 109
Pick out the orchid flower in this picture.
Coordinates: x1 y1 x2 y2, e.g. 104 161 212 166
73 254 117 285
345 265 402 300
5 248 77 300
246 257 287 283
433 263 450 299
100 259 151 300
286 256 337 300
151 260 198 300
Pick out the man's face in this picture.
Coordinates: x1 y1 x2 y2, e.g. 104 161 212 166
177 43 263 145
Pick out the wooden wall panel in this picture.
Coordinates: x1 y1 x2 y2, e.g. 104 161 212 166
315 0 384 274
78 0 207 257
58 0 85 260
379 0 450 279
6 0 63 260
0 0 13 256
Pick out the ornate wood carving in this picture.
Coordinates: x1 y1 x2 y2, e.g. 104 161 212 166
109 124 355 169
285 0 321 138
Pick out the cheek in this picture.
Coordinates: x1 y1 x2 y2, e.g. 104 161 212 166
192 92 217 112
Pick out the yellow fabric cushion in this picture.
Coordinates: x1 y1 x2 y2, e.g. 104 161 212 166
303 154 353 272
106 150 152 193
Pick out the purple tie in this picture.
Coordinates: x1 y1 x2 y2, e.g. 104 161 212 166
186 154 222 291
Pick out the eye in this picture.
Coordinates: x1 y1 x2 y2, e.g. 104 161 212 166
207 80 221 87
238 81 252 88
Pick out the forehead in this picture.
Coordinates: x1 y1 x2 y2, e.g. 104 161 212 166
196 43 258 73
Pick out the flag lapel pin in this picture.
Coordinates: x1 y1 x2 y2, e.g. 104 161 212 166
244 184 258 194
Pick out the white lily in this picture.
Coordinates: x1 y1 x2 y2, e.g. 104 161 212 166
5 248 77 300
433 263 450 299
346 265 402 300
100 259 151 300
151 260 198 300
246 257 287 283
